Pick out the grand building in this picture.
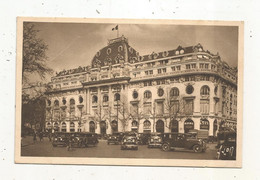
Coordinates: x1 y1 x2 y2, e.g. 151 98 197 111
45 35 237 137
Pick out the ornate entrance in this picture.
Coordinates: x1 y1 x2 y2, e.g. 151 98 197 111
184 119 194 133
100 121 106 135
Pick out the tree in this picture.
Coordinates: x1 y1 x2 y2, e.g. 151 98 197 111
164 89 186 131
118 95 131 132
129 100 146 132
22 23 53 85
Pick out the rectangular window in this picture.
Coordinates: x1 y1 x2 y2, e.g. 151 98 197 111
71 81 77 84
205 64 209 69
200 99 210 114
211 64 216 69
149 70 153 74
158 69 162 74
162 68 166 73
185 99 193 115
200 63 204 69
145 71 149 75
186 64 191 69
191 64 196 68
156 80 160 85
190 76 195 81
131 104 138 116
144 104 151 114
171 66 176 71
157 102 164 115
170 100 179 114
185 76 189 81
176 66 181 71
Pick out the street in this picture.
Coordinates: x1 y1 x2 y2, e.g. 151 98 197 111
21 136 218 159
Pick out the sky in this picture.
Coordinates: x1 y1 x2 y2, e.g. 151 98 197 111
29 22 238 82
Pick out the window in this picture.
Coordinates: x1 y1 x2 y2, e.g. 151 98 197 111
162 68 166 73
114 93 120 101
157 102 164 115
158 69 162 74
62 98 66 105
205 64 209 69
170 88 179 97
176 66 181 71
133 91 138 99
145 71 149 75
200 85 210 95
191 64 196 68
92 95 98 103
149 70 153 74
185 76 189 82
214 86 218 95
186 64 191 69
47 100 51 106
107 48 112 55
70 99 75 105
144 91 152 99
184 99 193 115
200 99 209 114
184 119 194 133
103 95 109 102
170 100 179 114
131 103 138 115
70 122 75 132
89 121 95 133
211 64 216 70
171 66 176 71
186 85 194 94
158 88 164 97
144 104 152 114
143 120 151 129
118 45 123 52
199 63 204 68
54 100 59 107
79 96 83 103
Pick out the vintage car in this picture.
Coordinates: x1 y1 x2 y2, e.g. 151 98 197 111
161 133 207 153
52 132 68 147
107 132 124 145
121 135 138 150
81 132 99 147
216 132 236 160
147 133 162 148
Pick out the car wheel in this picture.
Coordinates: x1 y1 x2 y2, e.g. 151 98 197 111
162 143 170 152
193 145 202 153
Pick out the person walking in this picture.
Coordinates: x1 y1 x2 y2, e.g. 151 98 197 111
39 132 43 141
67 135 72 151
33 131 37 144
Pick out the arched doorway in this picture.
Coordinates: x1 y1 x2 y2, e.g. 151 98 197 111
131 120 138 132
89 121 95 133
54 122 59 132
171 120 179 133
111 120 118 133
213 119 218 136
184 119 194 133
61 122 66 132
200 119 209 130
100 121 106 135
70 122 75 132
156 120 164 133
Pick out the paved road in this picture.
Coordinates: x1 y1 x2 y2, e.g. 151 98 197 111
21 136 218 159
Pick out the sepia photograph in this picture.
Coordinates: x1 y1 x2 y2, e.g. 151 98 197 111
15 18 243 167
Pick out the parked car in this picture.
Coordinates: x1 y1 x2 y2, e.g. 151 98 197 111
161 133 207 153
121 135 138 150
188 129 209 142
147 133 162 148
107 132 124 145
52 132 68 147
82 132 99 146
216 132 236 160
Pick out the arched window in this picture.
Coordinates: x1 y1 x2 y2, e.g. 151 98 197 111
70 122 75 132
47 122 51 129
200 119 209 130
47 100 51 106
54 122 59 132
114 93 120 101
54 100 59 107
158 88 164 97
144 90 152 99
184 119 194 133
62 98 66 105
133 91 138 99
89 121 95 133
79 96 83 103
170 87 179 97
143 120 151 129
61 122 66 132
170 120 179 133
200 85 210 95
70 99 75 105
103 94 109 102
92 95 98 103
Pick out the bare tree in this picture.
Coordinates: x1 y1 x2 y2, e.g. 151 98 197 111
164 89 187 131
118 95 131 132
93 103 106 128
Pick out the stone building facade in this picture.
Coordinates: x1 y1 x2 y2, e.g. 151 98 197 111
45 36 237 137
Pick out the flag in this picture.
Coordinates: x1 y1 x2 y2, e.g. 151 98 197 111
112 25 118 31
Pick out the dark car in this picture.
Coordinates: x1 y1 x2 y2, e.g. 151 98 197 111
216 132 236 160
82 132 99 146
161 133 207 153
107 132 124 145
52 132 68 147
121 135 138 150
147 133 162 148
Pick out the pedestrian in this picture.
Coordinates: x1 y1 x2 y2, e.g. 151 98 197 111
48 132 52 142
39 132 43 141
67 135 72 151
33 131 37 144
